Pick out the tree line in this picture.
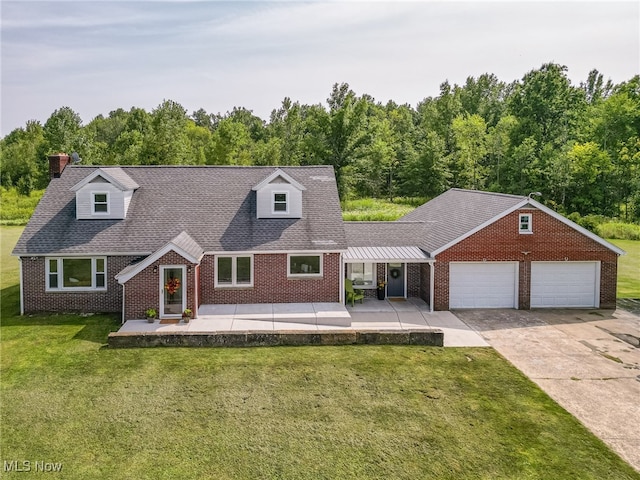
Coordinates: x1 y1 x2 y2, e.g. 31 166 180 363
2 63 639 220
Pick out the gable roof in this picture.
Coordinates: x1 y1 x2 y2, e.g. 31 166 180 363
13 165 346 256
252 168 306 192
70 167 139 192
400 188 624 256
115 231 204 283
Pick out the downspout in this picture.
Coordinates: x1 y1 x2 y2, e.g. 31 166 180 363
19 257 24 315
430 260 435 313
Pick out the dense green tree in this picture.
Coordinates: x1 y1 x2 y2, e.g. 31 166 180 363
450 114 488 189
2 68 639 222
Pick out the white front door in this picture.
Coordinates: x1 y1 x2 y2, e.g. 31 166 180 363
531 262 599 308
160 266 186 317
449 262 518 308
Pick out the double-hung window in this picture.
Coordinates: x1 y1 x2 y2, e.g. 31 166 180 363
216 256 253 287
92 193 109 214
272 192 288 214
46 257 107 291
519 213 532 234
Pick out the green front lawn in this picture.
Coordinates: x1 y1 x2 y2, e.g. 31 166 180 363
610 239 640 298
1 227 639 479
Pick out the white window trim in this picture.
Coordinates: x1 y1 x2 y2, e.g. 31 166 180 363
346 262 376 289
45 257 108 292
519 213 532 234
288 254 323 278
92 192 110 215
214 255 254 288
272 191 289 215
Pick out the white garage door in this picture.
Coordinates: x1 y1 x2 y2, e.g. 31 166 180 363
450 262 518 308
531 262 599 308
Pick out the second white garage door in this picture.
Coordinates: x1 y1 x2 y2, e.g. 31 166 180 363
530 262 599 308
450 262 518 308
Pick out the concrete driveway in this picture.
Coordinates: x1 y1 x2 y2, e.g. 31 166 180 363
454 308 640 472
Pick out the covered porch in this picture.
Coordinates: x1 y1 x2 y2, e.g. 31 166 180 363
343 246 435 311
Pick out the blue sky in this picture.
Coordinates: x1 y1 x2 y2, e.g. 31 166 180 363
1 1 638 136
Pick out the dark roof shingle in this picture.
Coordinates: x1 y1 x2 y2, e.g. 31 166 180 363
13 165 346 255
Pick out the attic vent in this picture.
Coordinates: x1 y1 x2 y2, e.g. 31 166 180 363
310 175 332 182
269 176 289 184
90 176 109 184
312 240 337 245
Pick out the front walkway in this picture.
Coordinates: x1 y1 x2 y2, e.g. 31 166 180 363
118 298 487 347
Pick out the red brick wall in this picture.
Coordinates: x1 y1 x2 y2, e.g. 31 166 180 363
433 209 618 310
199 253 341 304
420 264 431 305
123 251 198 320
407 264 421 297
21 256 136 315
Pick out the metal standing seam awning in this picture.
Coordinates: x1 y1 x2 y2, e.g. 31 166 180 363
343 246 433 263
341 245 435 312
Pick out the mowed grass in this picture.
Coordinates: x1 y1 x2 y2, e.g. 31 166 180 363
2 227 640 479
610 239 640 298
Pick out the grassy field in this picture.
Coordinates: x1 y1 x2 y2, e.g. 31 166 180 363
0 187 44 225
341 197 426 221
2 227 639 478
610 239 640 298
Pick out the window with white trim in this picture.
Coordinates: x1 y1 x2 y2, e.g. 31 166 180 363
272 192 288 214
289 255 322 277
346 263 375 288
519 213 532 233
215 256 253 287
92 192 109 214
46 257 107 291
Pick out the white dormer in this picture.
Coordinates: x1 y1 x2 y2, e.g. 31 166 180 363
252 169 306 219
71 168 139 220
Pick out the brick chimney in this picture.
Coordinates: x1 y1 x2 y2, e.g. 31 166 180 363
49 153 71 179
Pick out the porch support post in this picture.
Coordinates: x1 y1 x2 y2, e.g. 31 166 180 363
339 253 344 304
19 257 24 315
430 261 435 313
121 283 126 324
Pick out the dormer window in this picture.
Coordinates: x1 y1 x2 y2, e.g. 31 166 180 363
93 193 109 214
273 192 288 214
71 167 139 220
253 169 306 219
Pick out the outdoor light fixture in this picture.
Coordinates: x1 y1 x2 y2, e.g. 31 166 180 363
153 266 157 273
528 191 542 199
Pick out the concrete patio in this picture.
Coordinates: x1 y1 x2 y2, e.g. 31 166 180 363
117 298 488 347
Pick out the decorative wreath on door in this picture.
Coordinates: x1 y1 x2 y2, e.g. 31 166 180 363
390 268 401 279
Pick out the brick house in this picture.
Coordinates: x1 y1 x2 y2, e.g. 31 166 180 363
13 155 623 321
345 189 624 310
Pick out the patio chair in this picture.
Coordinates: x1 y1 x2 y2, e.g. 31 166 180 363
345 278 365 307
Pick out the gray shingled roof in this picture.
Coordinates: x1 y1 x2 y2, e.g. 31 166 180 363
13 165 346 255
344 221 431 248
399 188 526 254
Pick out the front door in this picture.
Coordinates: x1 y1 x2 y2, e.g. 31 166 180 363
387 263 405 297
160 266 186 317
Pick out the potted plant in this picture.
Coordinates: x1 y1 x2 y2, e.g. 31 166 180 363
145 308 157 323
377 281 386 300
182 308 192 324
